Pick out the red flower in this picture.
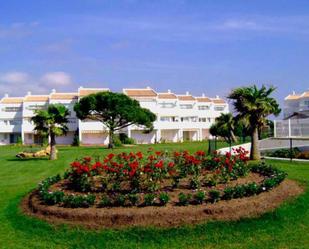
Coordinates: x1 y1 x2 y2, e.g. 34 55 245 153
155 160 164 168
168 162 175 168
155 151 162 156
148 155 155 161
92 161 103 171
195 150 205 156
107 153 115 160
174 152 181 157
136 151 143 159
225 152 231 158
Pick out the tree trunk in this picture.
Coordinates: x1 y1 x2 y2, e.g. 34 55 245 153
250 127 260 160
231 131 238 143
50 132 57 160
108 128 114 149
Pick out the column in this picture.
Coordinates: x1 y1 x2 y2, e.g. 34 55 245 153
78 120 82 145
156 129 161 143
178 129 183 142
127 127 132 138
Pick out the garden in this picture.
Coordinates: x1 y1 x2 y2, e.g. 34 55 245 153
22 146 302 229
0 143 309 248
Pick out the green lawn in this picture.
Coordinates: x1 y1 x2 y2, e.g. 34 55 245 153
0 142 308 249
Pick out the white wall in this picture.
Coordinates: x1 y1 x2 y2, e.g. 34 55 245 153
161 129 178 142
0 133 9 145
81 133 109 145
55 132 74 145
130 130 156 144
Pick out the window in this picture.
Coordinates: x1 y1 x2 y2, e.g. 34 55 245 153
199 118 207 122
198 105 210 110
181 116 197 122
159 103 175 108
181 117 189 122
304 100 309 106
26 104 46 111
214 106 224 111
160 116 176 122
3 106 22 112
180 104 193 109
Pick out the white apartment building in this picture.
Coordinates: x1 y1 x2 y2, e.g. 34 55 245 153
274 90 309 138
0 87 229 145
284 90 309 119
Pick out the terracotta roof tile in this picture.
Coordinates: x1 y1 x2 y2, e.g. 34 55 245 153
24 95 49 102
285 94 301 100
50 93 78 100
124 88 157 97
79 88 109 96
196 97 211 102
301 91 309 98
157 93 177 99
212 99 226 104
0 97 23 104
177 95 195 101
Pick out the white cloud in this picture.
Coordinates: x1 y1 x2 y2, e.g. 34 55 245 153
0 71 73 97
218 20 259 30
41 72 72 87
0 71 29 84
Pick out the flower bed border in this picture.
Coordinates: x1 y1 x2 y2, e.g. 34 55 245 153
22 178 303 229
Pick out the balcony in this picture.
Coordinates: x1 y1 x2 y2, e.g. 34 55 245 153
0 123 22 133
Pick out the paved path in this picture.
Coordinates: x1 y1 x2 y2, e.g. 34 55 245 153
218 137 309 157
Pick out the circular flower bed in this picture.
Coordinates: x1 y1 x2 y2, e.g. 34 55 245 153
23 147 302 228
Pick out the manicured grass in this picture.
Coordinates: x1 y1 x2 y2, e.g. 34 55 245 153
0 142 308 249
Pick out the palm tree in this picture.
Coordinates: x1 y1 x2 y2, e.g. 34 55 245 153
228 85 280 160
31 104 70 160
209 113 237 144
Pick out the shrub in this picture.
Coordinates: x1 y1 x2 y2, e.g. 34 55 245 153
189 177 200 189
114 194 126 206
71 129 80 146
222 187 234 200
233 185 246 198
244 182 259 196
63 194 96 208
158 192 170 206
128 193 139 206
41 191 64 205
194 191 205 204
208 190 220 203
119 133 135 144
178 192 191 206
112 135 123 147
99 195 112 207
266 147 301 159
144 193 156 206
204 175 218 187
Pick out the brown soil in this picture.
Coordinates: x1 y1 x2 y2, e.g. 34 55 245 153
21 179 303 229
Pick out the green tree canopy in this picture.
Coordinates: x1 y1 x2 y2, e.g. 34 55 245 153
209 113 237 144
31 104 70 160
228 85 280 160
74 92 156 148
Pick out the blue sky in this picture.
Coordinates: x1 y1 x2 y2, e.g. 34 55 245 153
0 0 309 107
